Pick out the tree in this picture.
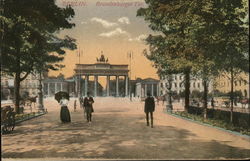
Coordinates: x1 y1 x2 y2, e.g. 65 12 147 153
194 0 249 121
1 0 77 113
137 0 204 111
138 0 248 121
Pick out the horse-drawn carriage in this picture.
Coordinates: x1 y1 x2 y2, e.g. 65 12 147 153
1 104 16 134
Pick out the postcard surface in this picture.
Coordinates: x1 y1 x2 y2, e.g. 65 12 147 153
1 0 249 160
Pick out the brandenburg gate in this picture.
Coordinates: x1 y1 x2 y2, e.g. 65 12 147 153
74 54 129 97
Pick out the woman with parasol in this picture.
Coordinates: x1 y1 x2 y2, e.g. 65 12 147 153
55 92 71 123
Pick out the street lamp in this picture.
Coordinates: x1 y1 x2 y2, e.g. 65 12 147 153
76 47 83 97
127 51 133 101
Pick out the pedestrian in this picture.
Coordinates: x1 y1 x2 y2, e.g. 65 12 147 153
162 95 165 105
80 96 86 118
79 96 83 108
211 97 215 108
156 96 160 105
144 92 155 128
83 92 94 123
74 99 77 112
59 96 71 123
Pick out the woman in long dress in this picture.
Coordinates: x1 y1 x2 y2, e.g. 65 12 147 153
59 97 71 123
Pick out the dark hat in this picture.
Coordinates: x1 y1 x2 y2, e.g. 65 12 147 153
147 92 151 96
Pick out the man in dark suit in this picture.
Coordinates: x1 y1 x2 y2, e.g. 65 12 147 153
83 92 94 123
144 92 155 128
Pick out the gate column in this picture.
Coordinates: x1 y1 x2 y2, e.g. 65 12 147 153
106 75 110 96
145 84 147 97
151 84 154 96
125 76 128 97
94 75 98 97
85 75 89 96
116 75 119 97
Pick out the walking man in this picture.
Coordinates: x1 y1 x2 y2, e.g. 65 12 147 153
83 92 94 123
211 97 215 109
144 92 155 128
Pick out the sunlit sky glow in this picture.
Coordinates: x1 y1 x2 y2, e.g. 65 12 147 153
49 0 158 80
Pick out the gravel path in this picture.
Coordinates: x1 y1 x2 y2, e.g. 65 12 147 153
2 97 250 160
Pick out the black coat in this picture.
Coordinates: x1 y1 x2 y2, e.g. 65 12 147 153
144 96 155 113
83 97 94 113
83 97 94 107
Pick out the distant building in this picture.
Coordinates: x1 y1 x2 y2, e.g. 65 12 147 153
136 78 160 98
159 74 213 96
43 74 69 97
20 73 40 97
43 75 104 97
1 72 45 100
1 75 14 100
66 76 77 97
214 72 249 98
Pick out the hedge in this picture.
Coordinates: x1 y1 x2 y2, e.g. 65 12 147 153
187 106 250 130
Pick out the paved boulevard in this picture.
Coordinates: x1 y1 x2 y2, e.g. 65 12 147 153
2 97 250 160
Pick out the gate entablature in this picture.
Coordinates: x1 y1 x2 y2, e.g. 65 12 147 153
74 64 129 76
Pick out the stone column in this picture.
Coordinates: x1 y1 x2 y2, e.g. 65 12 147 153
48 83 50 96
55 82 58 93
61 82 63 92
78 76 81 96
94 75 98 97
145 84 147 97
141 84 143 98
84 75 88 96
125 76 128 97
106 75 110 96
151 84 154 96
75 76 78 97
47 83 50 96
157 84 159 96
116 75 119 97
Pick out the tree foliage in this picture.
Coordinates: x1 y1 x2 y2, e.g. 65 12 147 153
1 0 76 75
137 0 248 119
0 0 77 112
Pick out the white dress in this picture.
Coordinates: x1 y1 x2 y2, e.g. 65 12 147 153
60 99 69 107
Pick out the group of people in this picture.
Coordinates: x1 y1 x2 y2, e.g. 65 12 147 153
59 92 95 124
58 92 156 128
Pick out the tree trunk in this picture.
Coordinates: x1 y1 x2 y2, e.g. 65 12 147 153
14 71 21 114
230 69 234 123
184 69 191 111
166 74 173 111
203 79 208 119
14 46 22 114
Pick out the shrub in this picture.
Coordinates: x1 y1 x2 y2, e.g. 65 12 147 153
173 107 250 135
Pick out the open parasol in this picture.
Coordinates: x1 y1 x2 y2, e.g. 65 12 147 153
54 91 70 103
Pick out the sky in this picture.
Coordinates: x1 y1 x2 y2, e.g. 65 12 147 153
49 0 158 81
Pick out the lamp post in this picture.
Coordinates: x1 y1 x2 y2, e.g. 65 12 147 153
166 74 173 112
76 47 83 97
127 51 133 101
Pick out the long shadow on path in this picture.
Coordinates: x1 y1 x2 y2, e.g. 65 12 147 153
2 110 250 159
